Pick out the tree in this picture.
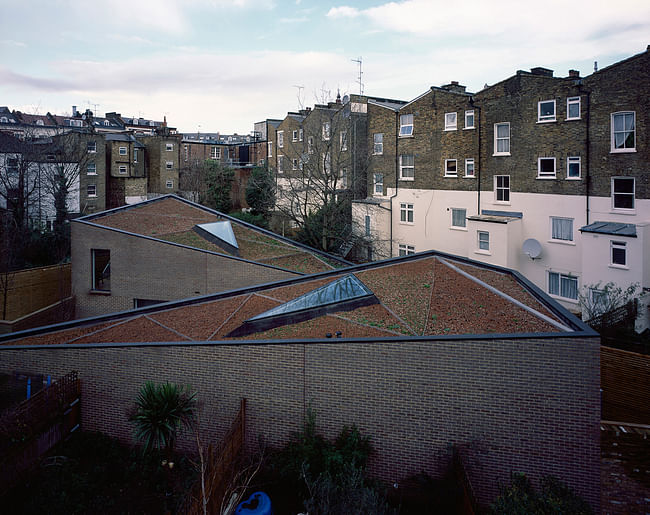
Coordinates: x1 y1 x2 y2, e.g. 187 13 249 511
204 160 234 213
179 157 209 204
245 165 275 219
129 381 196 458
272 99 369 254
578 281 640 322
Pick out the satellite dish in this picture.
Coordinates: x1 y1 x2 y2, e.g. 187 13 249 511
522 238 542 259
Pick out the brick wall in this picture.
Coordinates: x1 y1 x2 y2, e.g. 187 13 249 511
72 222 300 317
80 133 107 214
0 334 600 510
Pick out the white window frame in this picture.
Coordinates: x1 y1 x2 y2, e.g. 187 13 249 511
465 158 475 178
493 122 510 155
292 130 298 142
277 130 284 148
611 111 636 152
398 244 415 256
444 112 457 131
166 179 174 189
166 143 174 151
550 217 573 242
340 168 348 189
119 165 127 174
119 146 127 156
610 240 627 267
477 231 490 251
373 133 383 155
548 271 578 301
494 175 510 203
399 154 414 181
165 161 173 170
400 202 414 224
537 157 556 178
267 141 272 158
211 147 221 159
373 173 383 195
87 162 97 175
87 184 97 197
277 155 284 173
464 110 475 129
566 97 580 120
87 141 97 153
322 122 330 141
444 159 457 177
451 208 467 229
566 156 581 179
538 100 556 122
611 177 635 211
299 128 303 141
307 136 314 154
292 158 298 170
399 114 413 137
340 130 348 151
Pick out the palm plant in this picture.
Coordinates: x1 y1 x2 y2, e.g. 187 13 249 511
130 381 197 457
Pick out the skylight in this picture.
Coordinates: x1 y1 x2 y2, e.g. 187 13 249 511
194 221 239 255
227 274 378 337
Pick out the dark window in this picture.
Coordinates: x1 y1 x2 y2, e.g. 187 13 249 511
92 249 111 291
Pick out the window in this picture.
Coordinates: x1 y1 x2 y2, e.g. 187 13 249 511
91 249 110 291
165 161 173 170
340 168 348 188
134 149 138 163
68 119 83 127
322 152 331 174
87 162 97 175
538 157 556 178
567 156 581 179
538 100 556 122
494 123 510 155
292 130 298 142
340 130 348 151
0 116 7 123
611 112 635 152
551 217 573 241
399 114 413 136
477 231 490 251
373 133 383 155
567 97 580 120
399 244 415 256
373 173 383 195
548 272 578 300
277 155 284 173
365 215 371 237
299 128 303 141
277 130 284 148
612 177 634 210
119 146 127 155
292 158 298 170
611 241 627 266
119 165 127 174
211 147 221 159
444 112 457 131
103 120 110 126
267 141 272 158
87 184 97 197
308 136 314 154
591 288 607 311
451 208 466 228
399 154 414 180
465 158 475 177
465 110 475 129
87 141 97 153
6 157 18 174
495 175 510 202
166 180 174 189
36 119 44 126
322 122 330 140
444 159 457 177
166 143 174 151
400 202 414 223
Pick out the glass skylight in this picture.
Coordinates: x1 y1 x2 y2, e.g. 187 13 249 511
195 221 238 249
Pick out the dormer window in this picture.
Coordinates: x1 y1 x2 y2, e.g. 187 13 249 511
0 116 8 123
36 120 44 126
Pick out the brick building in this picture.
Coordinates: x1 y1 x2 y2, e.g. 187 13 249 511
352 47 650 329
1 250 600 511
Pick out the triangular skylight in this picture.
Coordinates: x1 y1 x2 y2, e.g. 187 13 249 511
194 221 239 255
227 274 378 337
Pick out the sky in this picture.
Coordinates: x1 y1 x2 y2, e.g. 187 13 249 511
1 0 648 134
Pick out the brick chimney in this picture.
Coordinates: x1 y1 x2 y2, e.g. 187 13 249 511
568 69 580 78
530 67 554 77
441 81 467 94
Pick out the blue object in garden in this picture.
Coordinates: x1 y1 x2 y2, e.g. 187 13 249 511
27 378 31 399
235 491 272 515
47 375 51 387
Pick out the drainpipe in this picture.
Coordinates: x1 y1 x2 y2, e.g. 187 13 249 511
474 102 481 217
388 109 400 258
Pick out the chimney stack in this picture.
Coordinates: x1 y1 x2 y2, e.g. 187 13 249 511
568 69 580 78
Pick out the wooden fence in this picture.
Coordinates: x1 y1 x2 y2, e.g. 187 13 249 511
587 299 637 332
601 346 650 424
183 398 247 515
0 371 81 494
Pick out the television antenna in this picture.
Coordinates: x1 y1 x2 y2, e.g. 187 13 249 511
293 84 305 109
351 56 364 95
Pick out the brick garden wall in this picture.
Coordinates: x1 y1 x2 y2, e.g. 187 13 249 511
0 334 600 510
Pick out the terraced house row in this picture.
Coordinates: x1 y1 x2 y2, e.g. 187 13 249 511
265 46 649 326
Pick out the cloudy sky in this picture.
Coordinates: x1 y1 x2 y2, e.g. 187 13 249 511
1 0 648 134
